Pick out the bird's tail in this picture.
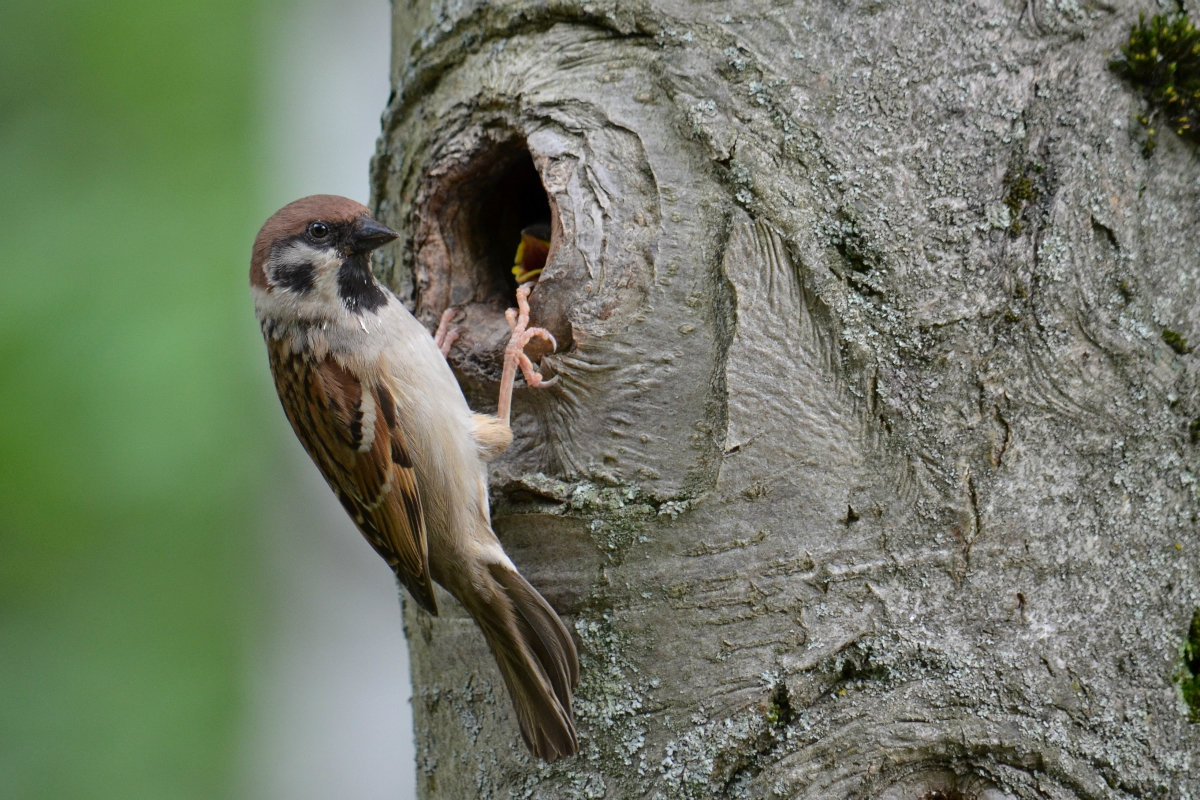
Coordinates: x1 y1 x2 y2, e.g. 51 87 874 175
465 561 579 761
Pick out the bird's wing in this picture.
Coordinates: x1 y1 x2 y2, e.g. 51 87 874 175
268 339 438 613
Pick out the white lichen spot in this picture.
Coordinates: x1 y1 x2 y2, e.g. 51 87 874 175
723 46 747 71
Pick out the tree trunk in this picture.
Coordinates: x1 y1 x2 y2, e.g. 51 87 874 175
371 1 1200 797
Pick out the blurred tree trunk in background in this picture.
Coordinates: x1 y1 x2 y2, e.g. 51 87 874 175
372 2 1200 797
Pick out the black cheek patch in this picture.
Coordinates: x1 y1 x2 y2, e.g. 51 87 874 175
337 254 388 314
268 237 317 294
273 262 315 294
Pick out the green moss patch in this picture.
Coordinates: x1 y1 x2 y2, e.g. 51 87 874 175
1162 327 1195 354
1110 11 1200 155
1002 166 1041 236
1177 608 1200 722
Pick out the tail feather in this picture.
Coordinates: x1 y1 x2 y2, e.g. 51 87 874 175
488 563 578 715
472 563 579 761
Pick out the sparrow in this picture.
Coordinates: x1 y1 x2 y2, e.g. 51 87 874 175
249 195 578 761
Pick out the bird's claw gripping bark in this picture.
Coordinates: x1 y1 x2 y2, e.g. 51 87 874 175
497 284 557 424
434 306 461 358
504 284 558 390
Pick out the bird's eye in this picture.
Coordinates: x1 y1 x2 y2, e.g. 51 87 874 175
307 221 330 240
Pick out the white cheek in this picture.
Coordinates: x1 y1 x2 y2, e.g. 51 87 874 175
275 241 344 297
257 241 347 320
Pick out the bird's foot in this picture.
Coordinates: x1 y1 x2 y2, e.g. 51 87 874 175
504 284 558 389
497 285 557 424
433 306 461 358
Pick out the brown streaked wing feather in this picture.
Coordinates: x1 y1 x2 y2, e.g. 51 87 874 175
267 338 438 613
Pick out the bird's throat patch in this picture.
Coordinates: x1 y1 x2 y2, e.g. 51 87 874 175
337 254 388 314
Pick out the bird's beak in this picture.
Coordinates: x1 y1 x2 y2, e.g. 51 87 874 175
347 215 399 254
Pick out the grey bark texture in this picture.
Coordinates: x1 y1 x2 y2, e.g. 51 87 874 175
371 1 1200 797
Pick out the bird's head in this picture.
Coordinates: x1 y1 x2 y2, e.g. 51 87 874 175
250 194 398 320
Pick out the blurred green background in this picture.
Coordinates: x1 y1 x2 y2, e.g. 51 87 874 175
0 1 269 797
0 1 410 797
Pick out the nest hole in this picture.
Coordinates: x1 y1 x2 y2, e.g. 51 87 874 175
443 140 551 308
419 137 561 382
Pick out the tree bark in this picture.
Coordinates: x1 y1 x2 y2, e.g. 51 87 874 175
372 1 1200 797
